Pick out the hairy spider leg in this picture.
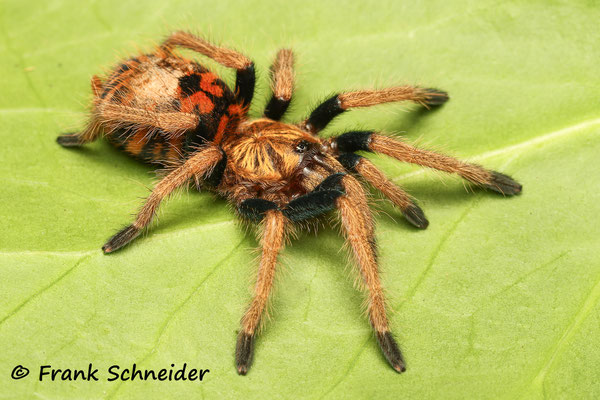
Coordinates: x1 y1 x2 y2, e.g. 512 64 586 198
102 146 223 253
301 86 449 135
337 153 429 229
56 75 104 146
235 210 286 375
161 31 255 108
264 49 295 120
335 131 522 195
234 173 347 374
234 174 344 374
57 103 201 147
98 102 199 132
337 174 405 373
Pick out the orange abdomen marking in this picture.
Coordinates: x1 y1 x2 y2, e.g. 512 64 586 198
200 73 224 96
180 90 214 113
106 127 185 165
124 128 149 156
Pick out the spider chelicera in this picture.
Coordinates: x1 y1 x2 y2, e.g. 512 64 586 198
57 31 522 375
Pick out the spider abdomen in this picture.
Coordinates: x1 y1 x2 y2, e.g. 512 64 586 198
99 52 238 164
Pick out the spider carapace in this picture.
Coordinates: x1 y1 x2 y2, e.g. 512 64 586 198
57 32 522 375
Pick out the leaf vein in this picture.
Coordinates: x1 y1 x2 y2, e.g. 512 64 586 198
395 196 481 312
318 335 371 400
105 238 245 400
526 270 600 397
0 253 93 327
465 251 568 358
303 265 320 322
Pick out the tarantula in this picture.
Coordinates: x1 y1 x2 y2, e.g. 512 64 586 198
57 32 522 375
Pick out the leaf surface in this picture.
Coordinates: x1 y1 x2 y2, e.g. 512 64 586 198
1 1 599 398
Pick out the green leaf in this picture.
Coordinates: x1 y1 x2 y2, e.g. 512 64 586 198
1 1 599 398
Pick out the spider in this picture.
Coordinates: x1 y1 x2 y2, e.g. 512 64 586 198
57 32 522 375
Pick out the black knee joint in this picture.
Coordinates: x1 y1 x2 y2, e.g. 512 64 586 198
283 174 346 222
335 131 373 153
337 153 363 171
264 96 291 121
306 95 344 133
203 151 227 187
314 172 346 192
283 190 344 222
235 63 256 107
238 198 278 222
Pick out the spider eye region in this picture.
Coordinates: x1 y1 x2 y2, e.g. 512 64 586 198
295 140 311 153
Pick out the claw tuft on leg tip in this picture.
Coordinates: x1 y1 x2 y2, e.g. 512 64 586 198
376 331 406 374
402 203 429 230
56 133 83 147
486 171 522 196
235 332 255 376
393 363 407 374
421 88 449 106
102 225 140 254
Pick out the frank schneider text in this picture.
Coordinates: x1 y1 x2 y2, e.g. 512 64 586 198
38 363 209 382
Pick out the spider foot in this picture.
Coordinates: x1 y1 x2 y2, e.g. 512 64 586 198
421 88 449 107
376 331 406 373
56 133 83 147
102 225 140 254
402 203 429 229
235 332 255 375
484 171 522 196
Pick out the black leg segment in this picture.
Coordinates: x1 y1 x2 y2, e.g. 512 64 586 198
304 95 344 134
336 153 363 171
335 131 374 153
283 190 344 222
313 172 345 192
235 63 256 108
203 153 228 188
238 174 347 224
264 96 291 121
283 173 346 222
238 198 279 222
